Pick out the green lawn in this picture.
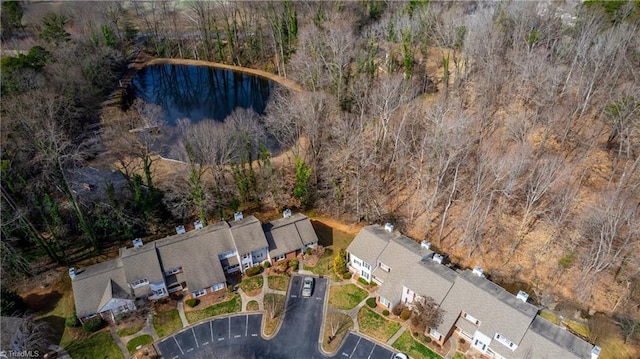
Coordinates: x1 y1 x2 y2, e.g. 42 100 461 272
303 247 337 278
392 331 442 359
153 309 182 338
328 284 368 310
36 274 77 347
117 325 143 337
126 334 153 354
452 353 467 359
185 295 241 324
267 275 290 291
239 276 264 295
357 307 401 342
65 330 124 359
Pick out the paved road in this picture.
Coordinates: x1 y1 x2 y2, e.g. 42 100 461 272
156 275 400 358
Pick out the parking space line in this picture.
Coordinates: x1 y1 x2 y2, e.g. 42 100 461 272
291 295 297 298
186 348 193 353
173 337 184 355
202 341 209 346
192 328 199 348
245 315 248 337
210 320 214 343
367 344 376 359
228 317 231 339
251 334 258 337
342 353 349 357
350 337 361 358
234 335 241 338
388 352 395 359
218 338 224 341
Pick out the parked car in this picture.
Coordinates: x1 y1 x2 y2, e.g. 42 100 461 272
393 353 408 359
302 277 314 297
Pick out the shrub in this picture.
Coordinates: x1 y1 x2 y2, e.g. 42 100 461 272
185 298 199 307
343 272 352 280
245 266 261 277
227 285 235 293
382 310 390 316
263 261 271 268
392 304 404 316
366 297 377 308
400 308 411 320
82 316 104 333
458 338 466 345
289 259 299 270
305 248 313 255
358 278 370 285
65 313 80 328
424 336 432 343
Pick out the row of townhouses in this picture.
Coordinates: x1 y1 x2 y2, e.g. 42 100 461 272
346 224 601 359
71 211 317 323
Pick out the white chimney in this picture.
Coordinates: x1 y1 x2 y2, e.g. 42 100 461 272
472 266 485 278
516 290 529 303
283 208 292 218
384 223 394 233
194 220 203 230
432 253 444 264
421 241 431 250
176 225 186 235
591 346 601 359
133 238 143 248
234 212 244 221
69 267 76 280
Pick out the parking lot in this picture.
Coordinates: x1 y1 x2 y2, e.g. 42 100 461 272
155 275 401 358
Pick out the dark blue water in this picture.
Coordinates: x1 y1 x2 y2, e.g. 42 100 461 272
128 64 272 125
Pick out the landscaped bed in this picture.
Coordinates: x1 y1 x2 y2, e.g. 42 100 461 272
328 284 368 310
322 312 354 353
246 300 259 311
239 275 264 296
267 275 290 291
65 331 124 359
117 324 143 337
185 295 241 324
263 293 286 336
392 331 442 359
126 334 154 353
357 307 401 342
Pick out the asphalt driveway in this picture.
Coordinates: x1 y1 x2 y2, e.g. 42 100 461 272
156 275 400 359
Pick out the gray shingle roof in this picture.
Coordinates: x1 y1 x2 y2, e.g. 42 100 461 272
264 213 318 257
513 316 595 359
71 259 131 318
155 221 232 292
346 225 396 264
120 245 164 297
437 270 538 346
229 216 269 254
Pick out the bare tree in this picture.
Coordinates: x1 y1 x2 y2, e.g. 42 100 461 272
410 295 444 334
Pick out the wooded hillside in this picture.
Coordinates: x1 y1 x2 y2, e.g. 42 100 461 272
1 0 639 338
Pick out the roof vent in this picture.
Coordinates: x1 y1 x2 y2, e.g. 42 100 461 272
516 290 529 303
591 346 601 359
176 225 186 235
433 253 444 264
384 223 394 233
69 267 76 280
234 212 244 221
194 220 203 230
283 208 292 218
421 241 431 250
133 238 143 248
472 266 485 278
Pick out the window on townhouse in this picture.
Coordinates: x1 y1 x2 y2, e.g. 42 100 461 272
164 267 182 275
362 262 371 270
353 258 362 267
462 312 480 325
275 254 285 261
379 262 391 272
129 278 149 289
193 289 208 298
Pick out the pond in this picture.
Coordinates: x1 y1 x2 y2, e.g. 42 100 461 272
122 63 277 160
126 64 273 126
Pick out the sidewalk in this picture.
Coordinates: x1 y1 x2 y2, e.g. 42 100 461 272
176 299 189 328
109 324 131 359
386 320 410 346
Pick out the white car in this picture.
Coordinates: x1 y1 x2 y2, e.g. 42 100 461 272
302 277 314 297
393 353 408 359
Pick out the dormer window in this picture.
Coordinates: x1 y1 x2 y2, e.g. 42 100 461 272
462 311 480 325
164 267 182 275
379 262 391 272
130 277 149 289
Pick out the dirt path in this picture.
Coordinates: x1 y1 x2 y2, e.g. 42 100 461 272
141 58 304 92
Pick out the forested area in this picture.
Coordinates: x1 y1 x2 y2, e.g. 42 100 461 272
1 0 639 339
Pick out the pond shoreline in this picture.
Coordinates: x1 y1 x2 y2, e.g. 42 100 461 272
139 57 304 92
